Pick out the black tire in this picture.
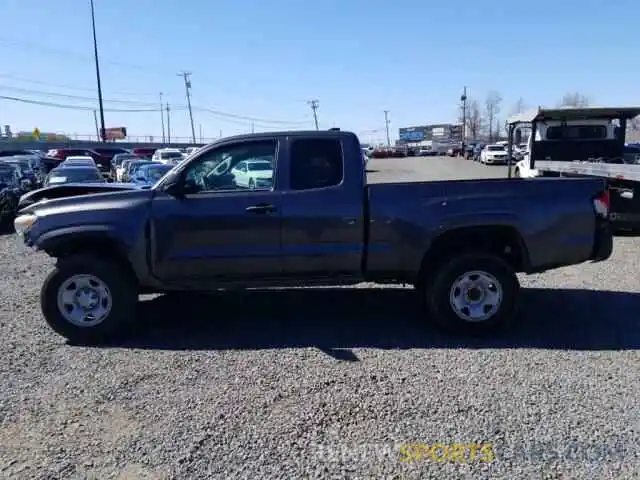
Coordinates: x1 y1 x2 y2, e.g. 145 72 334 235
248 178 255 190
40 254 137 345
421 253 520 334
514 167 521 178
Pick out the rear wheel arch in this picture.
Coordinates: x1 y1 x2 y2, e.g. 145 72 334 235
417 225 530 283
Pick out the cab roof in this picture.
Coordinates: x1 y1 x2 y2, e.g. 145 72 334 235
507 106 640 125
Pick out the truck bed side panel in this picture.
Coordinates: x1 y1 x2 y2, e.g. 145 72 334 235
366 177 605 279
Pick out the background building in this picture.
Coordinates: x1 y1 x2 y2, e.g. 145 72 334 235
397 123 463 148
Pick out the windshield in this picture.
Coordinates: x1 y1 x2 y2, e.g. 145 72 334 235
113 154 138 165
0 169 15 184
7 159 32 171
247 161 272 171
46 168 102 185
143 165 173 180
160 151 183 159
129 162 153 174
487 146 505 151
64 159 93 166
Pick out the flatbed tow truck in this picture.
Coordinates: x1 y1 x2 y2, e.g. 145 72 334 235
505 106 640 230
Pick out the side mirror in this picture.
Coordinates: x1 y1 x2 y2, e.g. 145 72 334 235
164 177 197 197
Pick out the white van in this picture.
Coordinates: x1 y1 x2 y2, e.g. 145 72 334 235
152 148 185 165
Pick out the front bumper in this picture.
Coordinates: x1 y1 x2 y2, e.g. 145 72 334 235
485 156 507 164
590 219 613 262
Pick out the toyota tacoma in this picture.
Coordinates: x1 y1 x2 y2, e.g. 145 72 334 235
14 130 613 344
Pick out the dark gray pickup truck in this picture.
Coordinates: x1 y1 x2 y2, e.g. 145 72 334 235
14 130 613 344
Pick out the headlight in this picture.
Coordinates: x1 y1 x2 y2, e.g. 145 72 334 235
14 214 37 235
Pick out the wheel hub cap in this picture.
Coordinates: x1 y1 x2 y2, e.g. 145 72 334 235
57 274 113 327
449 270 503 322
74 288 100 310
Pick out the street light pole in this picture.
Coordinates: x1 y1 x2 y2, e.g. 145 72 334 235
90 0 106 143
460 87 467 154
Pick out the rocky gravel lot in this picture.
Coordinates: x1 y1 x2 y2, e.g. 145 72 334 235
1 158 639 479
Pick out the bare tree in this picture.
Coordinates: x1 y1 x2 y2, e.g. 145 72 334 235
465 99 483 140
511 97 527 115
559 92 590 107
485 91 503 142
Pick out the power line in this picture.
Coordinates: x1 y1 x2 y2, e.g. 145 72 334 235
0 86 310 125
0 85 160 106
0 94 309 129
191 105 308 125
0 73 159 97
0 94 159 112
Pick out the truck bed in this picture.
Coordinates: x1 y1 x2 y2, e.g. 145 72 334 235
366 156 509 184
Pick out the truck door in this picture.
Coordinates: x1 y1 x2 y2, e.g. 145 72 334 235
280 136 365 277
149 139 283 281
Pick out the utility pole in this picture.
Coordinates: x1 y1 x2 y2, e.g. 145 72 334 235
251 121 255 134
178 71 197 143
92 110 99 140
159 92 166 144
199 124 203 142
90 0 106 143
460 86 467 153
308 100 319 130
384 110 391 146
166 103 171 144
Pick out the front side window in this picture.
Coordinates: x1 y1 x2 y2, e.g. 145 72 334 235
182 140 277 193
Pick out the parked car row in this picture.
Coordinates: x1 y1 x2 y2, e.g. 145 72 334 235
369 146 439 158
0 153 44 229
459 142 528 165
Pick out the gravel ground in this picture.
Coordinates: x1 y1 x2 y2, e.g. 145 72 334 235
1 158 639 479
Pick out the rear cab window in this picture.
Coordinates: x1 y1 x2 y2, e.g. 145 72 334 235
546 125 607 140
289 138 344 190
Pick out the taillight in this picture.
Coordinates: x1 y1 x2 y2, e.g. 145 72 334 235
593 189 610 218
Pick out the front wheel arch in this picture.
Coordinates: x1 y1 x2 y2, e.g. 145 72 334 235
39 230 138 283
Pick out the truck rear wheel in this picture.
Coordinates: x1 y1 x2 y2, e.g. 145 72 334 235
40 254 137 345
422 253 520 334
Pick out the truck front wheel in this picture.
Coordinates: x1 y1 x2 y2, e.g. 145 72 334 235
422 253 520 334
40 254 137 344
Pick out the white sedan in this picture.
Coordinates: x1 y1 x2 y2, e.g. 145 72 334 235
230 159 273 189
480 144 508 164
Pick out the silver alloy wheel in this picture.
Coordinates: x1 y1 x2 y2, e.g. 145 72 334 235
56 274 113 327
448 270 503 322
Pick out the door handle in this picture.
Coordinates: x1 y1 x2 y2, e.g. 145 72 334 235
246 204 276 214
